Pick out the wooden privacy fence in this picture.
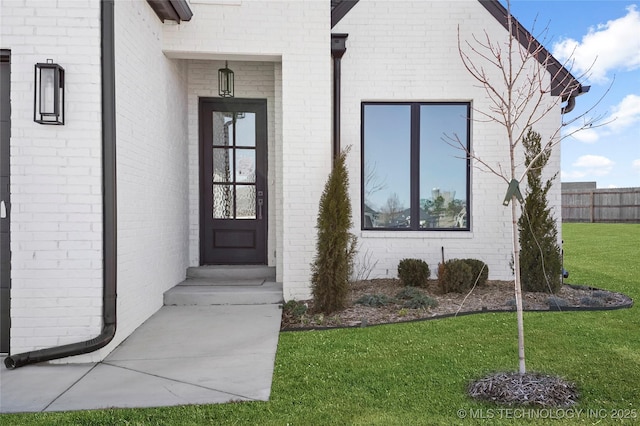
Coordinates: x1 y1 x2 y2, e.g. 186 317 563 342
562 187 640 223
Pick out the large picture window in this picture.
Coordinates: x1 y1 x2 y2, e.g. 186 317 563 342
362 102 470 230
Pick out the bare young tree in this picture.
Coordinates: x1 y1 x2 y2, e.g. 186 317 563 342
454 1 607 374
380 193 404 227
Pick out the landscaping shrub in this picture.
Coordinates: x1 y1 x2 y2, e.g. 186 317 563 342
461 258 489 286
438 259 473 293
505 298 529 309
283 300 308 318
355 294 396 307
403 294 438 309
592 290 614 302
580 296 604 307
311 149 357 313
395 287 423 300
394 287 438 309
397 258 430 287
518 128 562 293
547 296 568 309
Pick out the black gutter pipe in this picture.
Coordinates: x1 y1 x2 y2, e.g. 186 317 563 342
331 34 348 163
561 86 590 115
5 0 117 369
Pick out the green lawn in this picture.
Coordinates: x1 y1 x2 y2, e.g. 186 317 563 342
2 223 639 425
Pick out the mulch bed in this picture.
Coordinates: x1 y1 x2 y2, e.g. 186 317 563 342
281 279 633 330
468 372 579 407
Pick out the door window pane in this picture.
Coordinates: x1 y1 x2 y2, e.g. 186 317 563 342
235 149 256 183
235 112 256 147
213 148 233 183
213 185 234 219
363 105 411 228
212 112 234 147
236 185 256 219
420 105 468 229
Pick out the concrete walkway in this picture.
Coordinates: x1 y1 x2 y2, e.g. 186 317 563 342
0 303 282 413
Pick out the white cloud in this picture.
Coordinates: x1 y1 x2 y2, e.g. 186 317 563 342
561 169 587 180
563 94 640 143
633 158 640 172
571 154 615 176
552 5 640 84
565 125 600 143
606 94 640 132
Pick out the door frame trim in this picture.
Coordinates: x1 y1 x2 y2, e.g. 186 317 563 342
1 49 11 354
198 97 268 265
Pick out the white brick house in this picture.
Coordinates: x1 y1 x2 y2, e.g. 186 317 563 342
0 0 586 365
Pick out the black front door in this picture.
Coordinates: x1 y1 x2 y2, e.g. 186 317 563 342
0 50 11 353
199 98 267 265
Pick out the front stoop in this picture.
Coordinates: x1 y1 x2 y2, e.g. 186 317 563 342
164 266 282 306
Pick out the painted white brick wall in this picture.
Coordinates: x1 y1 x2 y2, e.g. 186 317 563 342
2 0 567 351
164 1 331 299
1 0 104 355
186 60 278 268
334 1 562 282
109 0 190 361
1 0 191 362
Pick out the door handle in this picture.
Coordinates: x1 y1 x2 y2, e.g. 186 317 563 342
0 200 6 219
257 198 263 220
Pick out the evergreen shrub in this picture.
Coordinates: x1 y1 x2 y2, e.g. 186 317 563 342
397 258 430 287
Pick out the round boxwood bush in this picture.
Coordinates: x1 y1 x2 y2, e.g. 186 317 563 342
461 258 489 286
397 258 430 287
438 259 473 293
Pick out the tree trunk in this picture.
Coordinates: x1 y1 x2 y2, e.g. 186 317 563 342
511 197 526 374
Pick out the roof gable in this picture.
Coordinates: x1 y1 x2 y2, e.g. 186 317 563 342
331 0 359 28
478 0 586 100
331 0 585 101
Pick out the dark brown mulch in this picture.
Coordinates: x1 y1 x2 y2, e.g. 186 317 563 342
281 279 632 330
468 372 579 407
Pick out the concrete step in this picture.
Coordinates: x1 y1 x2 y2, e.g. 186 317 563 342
187 265 276 281
164 279 283 306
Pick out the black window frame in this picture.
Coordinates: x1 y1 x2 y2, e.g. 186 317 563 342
361 101 471 231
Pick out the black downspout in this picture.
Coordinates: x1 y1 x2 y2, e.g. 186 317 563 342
331 34 348 164
4 0 117 369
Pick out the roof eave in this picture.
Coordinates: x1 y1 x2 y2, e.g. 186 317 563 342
478 0 585 102
331 0 359 29
147 0 193 23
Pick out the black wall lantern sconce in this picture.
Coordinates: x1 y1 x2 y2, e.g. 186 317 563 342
34 59 65 125
218 61 234 98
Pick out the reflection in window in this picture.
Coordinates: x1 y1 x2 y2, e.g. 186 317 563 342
363 105 411 229
420 105 469 229
362 102 470 230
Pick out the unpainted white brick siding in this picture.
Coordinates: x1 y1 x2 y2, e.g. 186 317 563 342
334 1 563 283
1 0 103 355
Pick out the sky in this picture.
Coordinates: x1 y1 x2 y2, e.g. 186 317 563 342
508 0 640 188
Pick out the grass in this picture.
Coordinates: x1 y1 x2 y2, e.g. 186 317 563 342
2 223 639 425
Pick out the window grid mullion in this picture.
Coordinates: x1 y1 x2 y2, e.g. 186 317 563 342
410 104 420 231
